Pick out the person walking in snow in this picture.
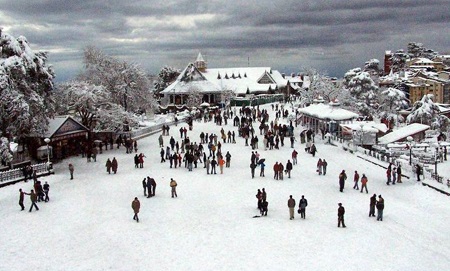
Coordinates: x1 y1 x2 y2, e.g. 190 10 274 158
142 178 147 197
24 189 39 212
273 162 279 180
369 194 377 217
291 149 298 165
18 188 25 211
299 195 308 219
138 153 146 168
250 162 257 178
288 195 296 220
415 164 421 182
310 143 317 157
134 154 139 168
392 166 397 185
106 158 112 174
210 158 217 174
353 171 360 190
68 163 74 180
322 159 328 175
146 177 152 198
111 157 118 174
158 134 164 147
160 148 166 163
260 199 268 216
260 161 266 177
360 174 368 193
150 177 157 197
256 189 263 211
386 167 391 185
317 159 323 175
225 151 231 168
339 170 347 192
170 178 178 198
43 181 50 202
286 160 293 178
205 157 211 174
376 195 384 221
131 197 140 222
337 203 346 228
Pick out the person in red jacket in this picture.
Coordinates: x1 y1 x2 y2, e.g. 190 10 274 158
360 174 368 193
273 162 279 180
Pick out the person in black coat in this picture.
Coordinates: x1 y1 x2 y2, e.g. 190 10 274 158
43 182 50 202
146 177 152 198
260 199 268 216
19 188 25 211
369 194 377 217
298 195 308 219
134 154 139 168
286 160 293 178
339 170 347 192
376 195 385 221
415 164 421 181
142 178 147 197
337 203 346 228
250 162 256 178
160 148 166 163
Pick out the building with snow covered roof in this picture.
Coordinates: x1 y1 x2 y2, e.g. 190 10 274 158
159 53 290 106
297 102 359 135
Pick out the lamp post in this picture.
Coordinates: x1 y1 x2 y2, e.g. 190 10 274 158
432 143 439 176
44 138 51 171
407 136 413 165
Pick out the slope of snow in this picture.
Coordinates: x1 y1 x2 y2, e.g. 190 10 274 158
1 103 450 270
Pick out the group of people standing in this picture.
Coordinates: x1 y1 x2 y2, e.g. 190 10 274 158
19 179 50 212
287 195 308 220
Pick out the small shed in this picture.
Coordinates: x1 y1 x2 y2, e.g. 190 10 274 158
28 116 89 161
297 103 359 135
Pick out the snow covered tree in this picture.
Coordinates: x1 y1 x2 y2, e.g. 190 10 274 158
54 81 139 132
343 68 378 116
407 42 438 60
0 30 55 140
0 136 13 165
185 87 203 108
299 68 342 105
154 66 180 94
80 46 156 114
406 94 440 126
390 49 408 73
377 87 409 127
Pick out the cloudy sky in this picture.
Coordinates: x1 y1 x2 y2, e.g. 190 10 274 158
1 0 449 82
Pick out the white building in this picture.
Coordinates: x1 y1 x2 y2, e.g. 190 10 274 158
160 53 289 106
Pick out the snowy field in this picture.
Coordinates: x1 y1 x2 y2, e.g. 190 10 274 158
1 104 450 271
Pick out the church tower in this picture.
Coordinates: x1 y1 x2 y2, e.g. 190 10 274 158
194 52 207 72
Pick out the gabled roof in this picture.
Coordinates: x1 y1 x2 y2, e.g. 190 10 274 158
44 116 89 139
378 123 430 145
162 64 288 95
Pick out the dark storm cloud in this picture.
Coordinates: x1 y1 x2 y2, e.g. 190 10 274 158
1 0 449 81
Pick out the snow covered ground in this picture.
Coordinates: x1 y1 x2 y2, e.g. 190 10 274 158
1 104 450 271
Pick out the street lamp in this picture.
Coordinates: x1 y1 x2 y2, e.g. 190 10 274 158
44 138 51 163
407 136 413 165
432 143 439 176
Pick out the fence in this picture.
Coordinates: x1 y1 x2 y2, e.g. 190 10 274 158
0 162 52 184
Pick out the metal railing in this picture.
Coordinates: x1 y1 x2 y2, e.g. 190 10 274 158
0 162 52 183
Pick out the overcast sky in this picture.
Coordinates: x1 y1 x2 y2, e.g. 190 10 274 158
1 0 449 82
